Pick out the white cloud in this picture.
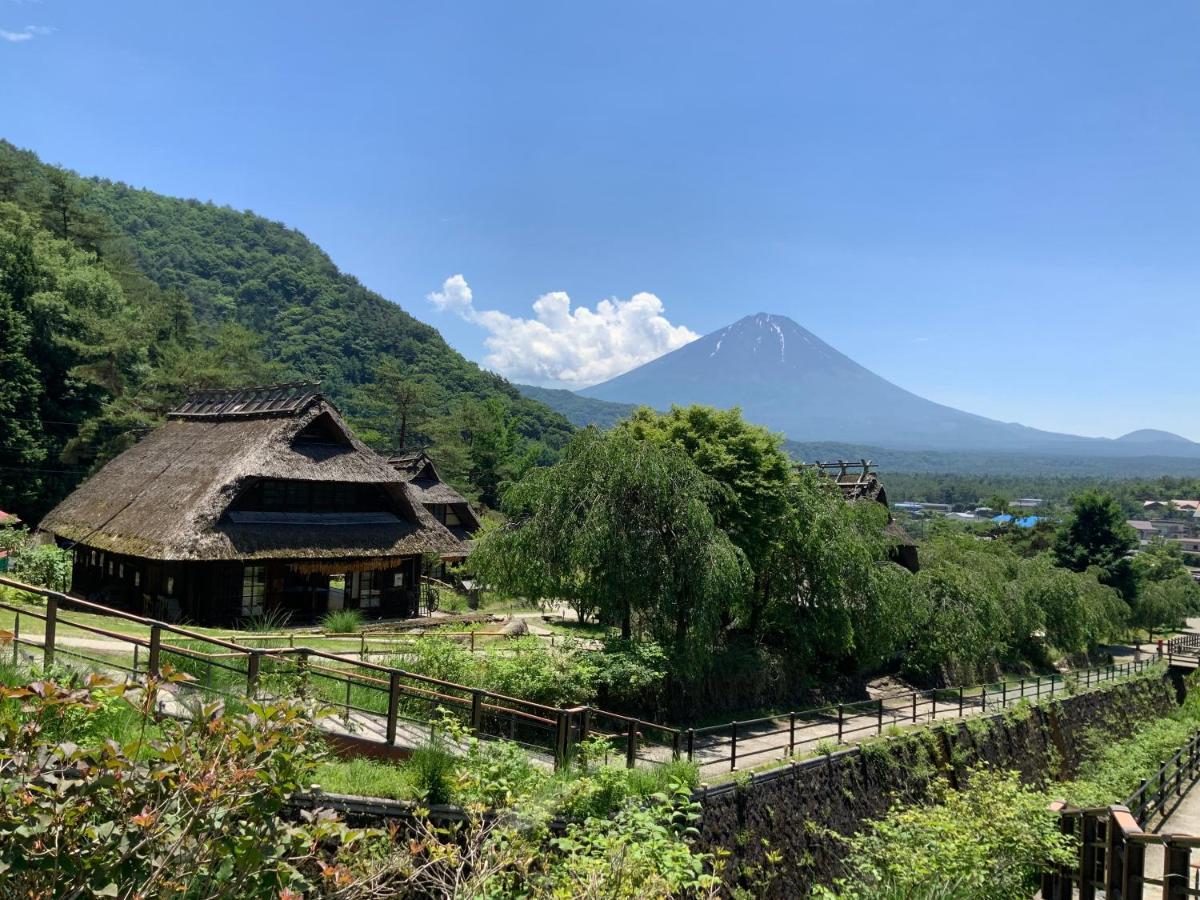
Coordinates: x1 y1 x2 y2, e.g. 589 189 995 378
427 274 699 387
1 23 51 41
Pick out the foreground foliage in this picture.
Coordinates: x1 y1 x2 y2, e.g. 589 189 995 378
0 665 715 898
816 769 1076 900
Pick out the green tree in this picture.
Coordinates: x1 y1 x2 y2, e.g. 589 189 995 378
619 405 794 637
1134 574 1199 638
471 428 748 650
356 358 428 450
762 468 914 670
1053 490 1138 600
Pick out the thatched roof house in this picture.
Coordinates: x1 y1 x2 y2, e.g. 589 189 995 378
386 450 481 550
803 460 919 572
40 384 465 625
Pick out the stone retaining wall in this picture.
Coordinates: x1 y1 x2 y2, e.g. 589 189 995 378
695 673 1177 897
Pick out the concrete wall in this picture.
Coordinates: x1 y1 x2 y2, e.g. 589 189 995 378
695 674 1177 897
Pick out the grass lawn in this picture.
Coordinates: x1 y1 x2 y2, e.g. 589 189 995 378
314 757 421 801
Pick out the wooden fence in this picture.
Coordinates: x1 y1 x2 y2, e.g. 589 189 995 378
217 628 589 656
1043 728 1200 899
0 576 1169 775
0 576 634 769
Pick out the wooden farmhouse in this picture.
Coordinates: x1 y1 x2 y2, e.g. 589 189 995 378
386 450 480 572
806 460 920 572
38 384 466 626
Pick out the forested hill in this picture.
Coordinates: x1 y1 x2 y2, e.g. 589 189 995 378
0 140 573 520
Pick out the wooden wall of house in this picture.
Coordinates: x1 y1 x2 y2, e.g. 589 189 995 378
63 544 425 627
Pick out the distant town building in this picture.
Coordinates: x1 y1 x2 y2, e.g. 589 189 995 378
1010 498 1044 509
1142 499 1200 514
1127 520 1160 543
1176 536 1200 555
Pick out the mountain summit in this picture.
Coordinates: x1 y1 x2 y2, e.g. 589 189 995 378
580 314 1200 457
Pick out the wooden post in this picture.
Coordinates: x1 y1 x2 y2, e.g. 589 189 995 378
555 710 569 769
360 633 366 661
43 594 57 669
687 727 695 762
579 706 591 746
788 712 797 756
148 624 161 677
247 650 261 698
877 698 884 734
470 690 483 731
931 691 936 722
385 671 400 745
470 631 476 652
1036 676 1041 700
11 611 18 666
730 721 738 772
1164 840 1189 900
1105 811 1125 897
911 692 917 724
837 704 844 743
1079 813 1098 900
132 643 139 675
1122 832 1145 898
958 686 964 717
1002 681 1008 708
626 719 637 770
672 729 681 762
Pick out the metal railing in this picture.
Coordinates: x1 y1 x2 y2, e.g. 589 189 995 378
681 660 1159 772
1044 730 1200 899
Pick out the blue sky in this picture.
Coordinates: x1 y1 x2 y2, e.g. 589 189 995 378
3 1 1198 439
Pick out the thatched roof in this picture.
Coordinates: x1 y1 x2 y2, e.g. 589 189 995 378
387 450 481 534
40 385 465 562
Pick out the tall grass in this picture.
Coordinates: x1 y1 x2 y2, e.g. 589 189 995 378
321 609 364 634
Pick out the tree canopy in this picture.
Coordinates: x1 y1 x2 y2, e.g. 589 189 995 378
471 427 748 652
0 139 575 516
1053 490 1138 599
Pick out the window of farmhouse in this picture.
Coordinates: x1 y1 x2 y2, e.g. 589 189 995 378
242 564 266 617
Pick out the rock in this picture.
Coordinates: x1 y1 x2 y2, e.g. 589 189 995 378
501 618 529 637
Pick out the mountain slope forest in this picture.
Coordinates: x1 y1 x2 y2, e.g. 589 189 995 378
0 140 573 521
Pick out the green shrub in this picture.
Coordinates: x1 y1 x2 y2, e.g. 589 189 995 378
476 641 598 708
408 744 457 805
239 607 293 632
0 671 356 897
454 733 546 809
321 608 364 634
398 636 472 685
822 769 1075 900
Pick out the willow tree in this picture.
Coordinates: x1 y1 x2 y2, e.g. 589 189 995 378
471 428 748 653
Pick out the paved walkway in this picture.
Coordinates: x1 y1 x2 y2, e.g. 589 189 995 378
671 670 1141 777
5 620 1180 779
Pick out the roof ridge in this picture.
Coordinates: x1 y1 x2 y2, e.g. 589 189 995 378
168 382 324 420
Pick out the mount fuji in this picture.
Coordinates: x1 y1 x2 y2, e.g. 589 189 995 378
562 313 1200 459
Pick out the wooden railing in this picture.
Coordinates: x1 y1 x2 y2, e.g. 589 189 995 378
214 627 584 655
1044 731 1200 899
0 576 648 769
682 660 1159 772
0 576 1169 775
